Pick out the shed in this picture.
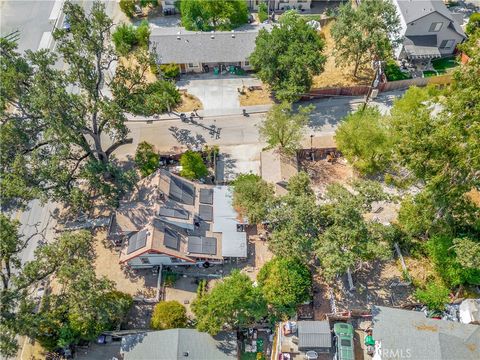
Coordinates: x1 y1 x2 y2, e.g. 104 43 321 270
297 321 332 352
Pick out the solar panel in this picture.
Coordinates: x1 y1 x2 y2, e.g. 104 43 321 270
159 206 190 220
198 205 213 222
199 188 213 204
169 176 195 205
127 230 147 254
164 228 179 250
187 236 217 255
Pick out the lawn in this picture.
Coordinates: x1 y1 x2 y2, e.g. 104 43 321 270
431 56 459 72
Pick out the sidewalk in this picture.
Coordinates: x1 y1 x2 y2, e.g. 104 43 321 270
125 104 272 122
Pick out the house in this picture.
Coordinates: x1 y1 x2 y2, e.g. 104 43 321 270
393 0 466 60
108 169 247 268
276 320 332 359
120 329 238 360
247 0 312 11
371 305 480 360
149 27 264 74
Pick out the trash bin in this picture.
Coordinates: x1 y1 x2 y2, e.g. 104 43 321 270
213 66 219 75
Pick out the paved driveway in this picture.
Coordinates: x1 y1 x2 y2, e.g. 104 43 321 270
177 75 263 111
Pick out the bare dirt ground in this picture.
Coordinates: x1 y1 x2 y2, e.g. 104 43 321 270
312 269 333 320
175 90 203 112
300 157 355 197
333 259 414 312
312 20 374 88
243 225 274 280
404 256 438 286
163 276 199 318
93 231 157 299
239 86 274 106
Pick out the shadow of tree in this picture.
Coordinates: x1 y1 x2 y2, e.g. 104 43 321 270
169 126 206 150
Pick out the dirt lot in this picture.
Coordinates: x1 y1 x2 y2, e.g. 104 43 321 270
333 259 414 312
239 86 274 106
93 231 157 299
175 90 203 112
312 20 374 88
300 157 355 197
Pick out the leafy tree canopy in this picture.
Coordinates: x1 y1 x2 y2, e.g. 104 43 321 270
135 141 160 177
0 2 178 212
258 257 312 317
192 271 267 335
112 20 150 56
231 174 275 224
259 102 313 154
250 11 326 102
179 150 208 180
331 0 401 77
151 301 187 330
335 106 393 175
177 0 248 31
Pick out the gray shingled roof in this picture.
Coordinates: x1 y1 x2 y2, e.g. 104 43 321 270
404 35 441 57
298 321 332 349
121 329 237 360
395 0 465 37
150 30 258 64
372 306 480 360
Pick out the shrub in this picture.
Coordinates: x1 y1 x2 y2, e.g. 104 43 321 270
136 20 151 48
112 23 138 56
112 21 150 56
466 12 480 34
414 282 449 311
135 141 160 177
384 60 411 81
180 150 208 180
258 2 268 23
160 63 180 80
119 0 136 17
151 301 187 330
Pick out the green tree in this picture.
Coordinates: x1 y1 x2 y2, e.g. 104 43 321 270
151 301 187 330
250 11 326 102
179 150 208 180
267 193 324 262
119 0 136 17
112 23 138 55
452 237 480 270
331 0 401 77
258 2 268 23
135 141 160 177
1 2 176 210
178 0 248 31
231 174 274 224
335 107 392 175
192 271 267 335
465 12 480 35
258 258 311 317
414 282 450 311
259 102 313 154
287 171 314 197
315 181 392 280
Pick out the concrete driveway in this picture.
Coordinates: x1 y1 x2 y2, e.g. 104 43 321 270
177 75 263 111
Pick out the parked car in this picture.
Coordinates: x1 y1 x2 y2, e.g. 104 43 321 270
333 323 354 360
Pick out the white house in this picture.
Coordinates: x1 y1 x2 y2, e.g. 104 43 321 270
393 0 466 60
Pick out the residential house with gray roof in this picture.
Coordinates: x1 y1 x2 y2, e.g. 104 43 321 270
108 169 247 268
121 329 238 360
372 305 480 360
393 0 466 60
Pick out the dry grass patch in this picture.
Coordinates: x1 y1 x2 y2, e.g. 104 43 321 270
175 90 203 112
312 20 374 88
404 256 439 287
239 86 274 106
119 55 157 84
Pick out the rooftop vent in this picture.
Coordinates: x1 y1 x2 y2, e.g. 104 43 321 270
231 30 235 38
177 31 181 40
210 30 215 39
183 352 189 357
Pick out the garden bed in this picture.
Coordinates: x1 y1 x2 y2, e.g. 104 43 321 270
384 61 411 81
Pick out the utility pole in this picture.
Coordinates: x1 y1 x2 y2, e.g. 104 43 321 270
362 60 382 111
